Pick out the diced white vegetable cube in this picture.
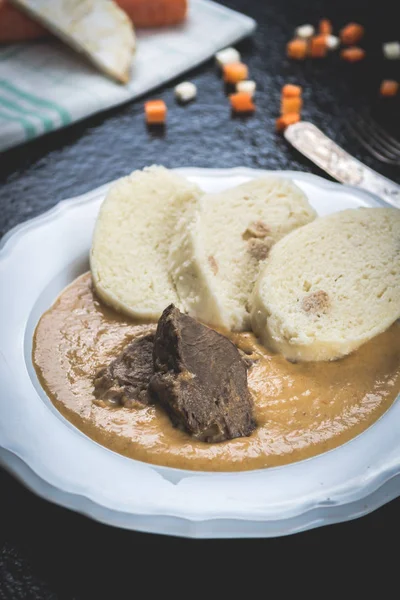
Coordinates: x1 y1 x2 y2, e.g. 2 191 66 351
175 81 197 103
295 24 315 39
236 80 256 95
326 35 340 50
383 41 400 59
215 47 241 67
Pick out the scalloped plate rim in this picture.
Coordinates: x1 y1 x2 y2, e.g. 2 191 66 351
0 166 398 538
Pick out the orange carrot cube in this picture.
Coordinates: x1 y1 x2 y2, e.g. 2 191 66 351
276 113 301 132
340 23 364 45
319 19 332 35
145 99 167 124
230 92 255 113
341 46 365 62
380 80 399 96
281 96 303 115
223 62 248 84
286 38 308 60
282 84 302 97
310 35 327 57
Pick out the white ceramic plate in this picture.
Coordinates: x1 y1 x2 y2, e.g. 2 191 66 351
0 167 398 539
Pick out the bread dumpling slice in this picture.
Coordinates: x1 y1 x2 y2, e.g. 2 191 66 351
251 207 400 362
11 0 136 83
91 166 202 320
168 177 316 331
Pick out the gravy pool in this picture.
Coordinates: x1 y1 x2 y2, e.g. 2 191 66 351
33 273 400 471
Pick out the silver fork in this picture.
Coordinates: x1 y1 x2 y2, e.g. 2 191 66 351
347 114 400 166
284 121 400 209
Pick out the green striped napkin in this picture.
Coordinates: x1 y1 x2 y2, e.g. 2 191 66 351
0 0 255 152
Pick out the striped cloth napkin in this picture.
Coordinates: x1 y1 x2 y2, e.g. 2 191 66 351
0 0 255 152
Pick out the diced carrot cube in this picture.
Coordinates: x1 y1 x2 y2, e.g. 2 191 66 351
380 80 399 96
282 84 302 97
281 96 303 115
286 38 308 60
230 92 255 113
340 23 364 45
310 35 327 57
341 46 365 62
144 99 167 124
223 62 249 84
276 113 301 132
319 19 332 35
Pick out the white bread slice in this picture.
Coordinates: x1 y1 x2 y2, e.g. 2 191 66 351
168 177 316 331
91 166 201 320
251 207 400 362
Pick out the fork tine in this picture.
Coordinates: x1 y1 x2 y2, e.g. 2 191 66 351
355 116 400 159
350 128 400 164
360 110 400 152
347 120 400 165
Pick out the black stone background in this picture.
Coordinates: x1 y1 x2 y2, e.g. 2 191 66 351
1 0 399 597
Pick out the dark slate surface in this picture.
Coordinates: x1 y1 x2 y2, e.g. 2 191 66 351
1 0 399 596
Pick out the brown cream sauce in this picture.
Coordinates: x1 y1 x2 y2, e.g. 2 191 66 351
33 273 400 471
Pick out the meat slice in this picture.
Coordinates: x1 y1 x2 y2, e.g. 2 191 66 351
94 333 154 407
150 305 256 442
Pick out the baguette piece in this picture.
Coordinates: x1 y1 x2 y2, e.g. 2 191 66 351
91 166 202 320
251 207 400 362
169 177 316 331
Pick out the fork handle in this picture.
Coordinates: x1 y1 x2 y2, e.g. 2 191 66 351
285 122 400 209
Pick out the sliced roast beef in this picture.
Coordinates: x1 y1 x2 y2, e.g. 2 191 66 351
150 305 256 442
94 333 155 407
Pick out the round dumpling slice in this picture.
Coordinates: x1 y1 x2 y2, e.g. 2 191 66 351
251 207 400 361
91 166 202 320
169 176 316 331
